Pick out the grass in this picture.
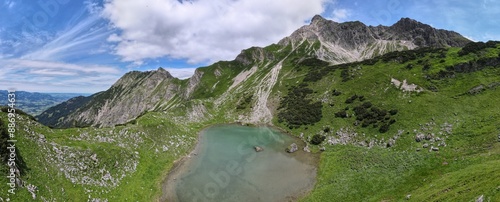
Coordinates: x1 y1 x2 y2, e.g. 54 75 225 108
1 42 500 201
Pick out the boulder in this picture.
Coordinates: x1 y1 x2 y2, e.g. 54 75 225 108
415 133 424 142
386 139 395 148
254 146 264 152
476 195 484 202
303 145 311 153
286 143 298 153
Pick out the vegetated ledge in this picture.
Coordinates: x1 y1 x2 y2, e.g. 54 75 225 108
428 56 500 80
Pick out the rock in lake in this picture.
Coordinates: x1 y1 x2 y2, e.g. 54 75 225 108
254 146 264 152
286 143 298 153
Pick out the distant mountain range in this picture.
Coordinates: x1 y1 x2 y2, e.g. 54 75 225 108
0 90 88 116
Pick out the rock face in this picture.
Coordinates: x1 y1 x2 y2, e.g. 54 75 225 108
286 143 298 153
37 68 181 128
279 15 470 64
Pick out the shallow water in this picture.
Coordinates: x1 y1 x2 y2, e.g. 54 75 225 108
165 125 317 202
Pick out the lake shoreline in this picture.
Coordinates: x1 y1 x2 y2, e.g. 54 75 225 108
160 123 320 202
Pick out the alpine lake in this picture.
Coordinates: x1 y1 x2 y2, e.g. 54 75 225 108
162 124 318 202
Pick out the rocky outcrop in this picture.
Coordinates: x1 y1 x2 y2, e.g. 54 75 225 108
254 146 263 152
37 68 181 128
286 143 298 153
185 69 204 98
387 18 470 47
278 15 470 64
235 47 275 66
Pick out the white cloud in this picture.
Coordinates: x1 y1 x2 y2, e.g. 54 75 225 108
329 8 351 22
0 59 123 93
464 35 477 42
5 0 15 9
21 14 113 61
163 67 197 79
102 0 326 64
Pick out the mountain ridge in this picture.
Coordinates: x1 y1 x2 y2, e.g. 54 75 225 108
36 15 471 128
4 14 500 201
279 15 469 63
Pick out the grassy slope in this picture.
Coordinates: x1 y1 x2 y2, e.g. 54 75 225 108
1 43 500 201
271 45 500 201
0 110 213 201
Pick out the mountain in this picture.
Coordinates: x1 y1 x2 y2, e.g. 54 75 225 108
278 15 470 63
37 16 470 128
37 67 181 128
6 14 500 201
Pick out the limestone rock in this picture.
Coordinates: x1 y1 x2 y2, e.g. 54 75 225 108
254 146 264 152
415 133 425 142
286 143 298 153
303 145 311 153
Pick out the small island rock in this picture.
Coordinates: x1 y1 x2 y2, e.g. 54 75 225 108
254 146 264 152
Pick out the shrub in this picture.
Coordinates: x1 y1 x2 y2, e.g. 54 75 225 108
278 85 323 128
311 134 326 145
335 110 347 118
362 102 372 108
458 41 499 56
341 69 351 82
358 95 365 101
379 124 390 133
332 89 342 96
423 63 431 71
345 95 358 104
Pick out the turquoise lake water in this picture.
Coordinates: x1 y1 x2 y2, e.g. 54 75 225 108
164 125 317 202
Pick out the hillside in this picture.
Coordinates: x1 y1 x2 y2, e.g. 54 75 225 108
2 16 500 202
36 16 470 128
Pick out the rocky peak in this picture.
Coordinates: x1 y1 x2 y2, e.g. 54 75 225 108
388 17 470 47
310 14 330 26
390 17 432 32
235 47 275 66
156 67 174 78
112 67 173 89
278 15 470 63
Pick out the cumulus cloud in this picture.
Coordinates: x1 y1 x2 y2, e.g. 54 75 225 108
329 8 351 22
102 0 326 64
162 67 197 79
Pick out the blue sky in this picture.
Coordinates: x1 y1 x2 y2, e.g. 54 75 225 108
0 0 498 93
